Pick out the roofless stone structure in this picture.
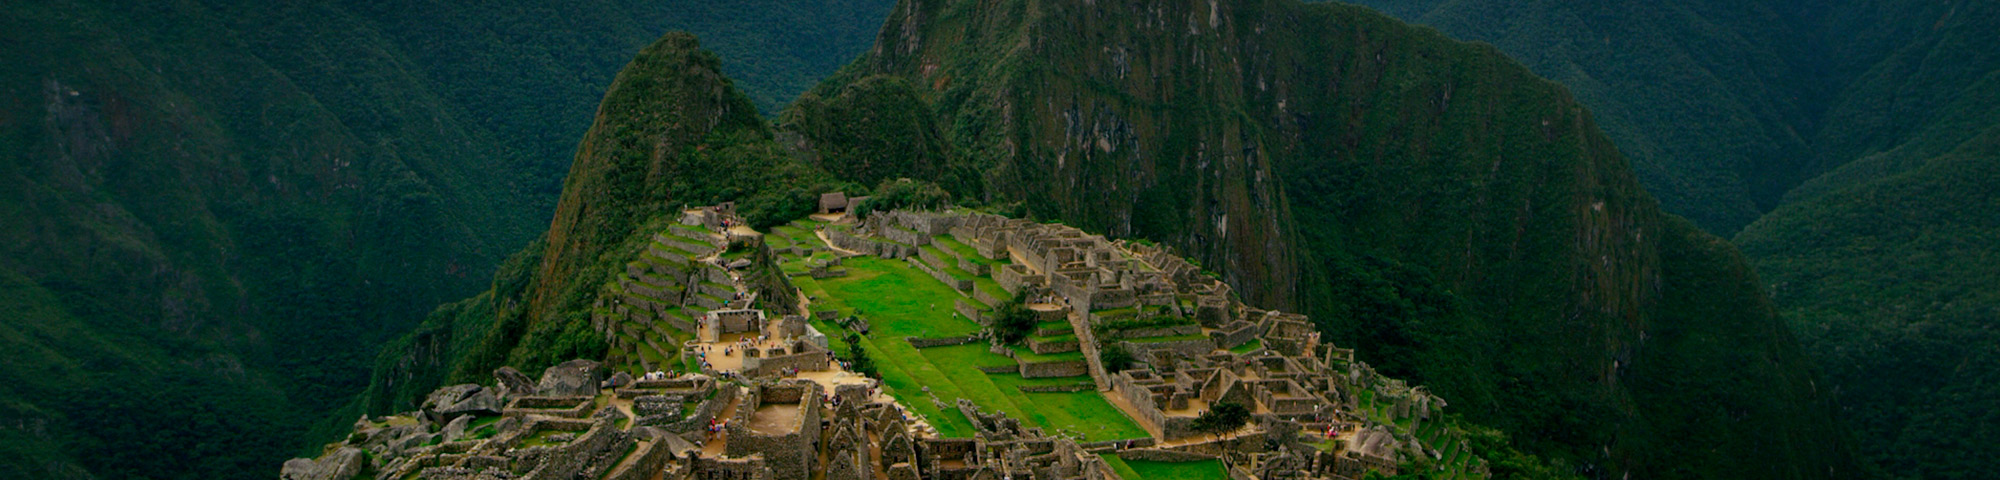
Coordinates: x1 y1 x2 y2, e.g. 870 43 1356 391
283 209 1477 480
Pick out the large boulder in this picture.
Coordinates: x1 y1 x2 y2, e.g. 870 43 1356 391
604 371 634 389
441 414 476 443
279 447 366 480
536 359 605 397
421 384 501 425
494 366 537 397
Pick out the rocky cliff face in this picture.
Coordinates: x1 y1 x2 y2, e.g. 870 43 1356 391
787 0 1854 477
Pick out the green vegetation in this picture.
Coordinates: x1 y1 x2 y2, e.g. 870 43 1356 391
991 299 1037 344
1123 458 1230 480
1344 1 2000 477
794 0 1854 478
815 257 982 338
1099 344 1136 372
783 238 1143 441
0 0 895 477
1100 455 1229 480
851 178 954 219
842 333 878 378
1093 315 1196 337
1191 402 1251 434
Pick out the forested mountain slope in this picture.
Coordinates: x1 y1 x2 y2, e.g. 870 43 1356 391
1337 0 1828 235
1346 1 2000 478
781 0 1853 478
0 1 888 478
1736 2 2000 478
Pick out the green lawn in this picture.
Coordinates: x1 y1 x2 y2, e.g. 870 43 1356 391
1101 454 1142 480
1124 457 1229 480
1037 320 1075 335
922 344 1147 441
933 235 1004 266
1008 344 1085 363
816 256 982 338
793 258 987 437
764 232 795 249
798 254 1144 441
1031 333 1078 344
1099 455 1230 480
919 245 979 283
972 277 1012 306
773 225 829 249
1229 338 1264 354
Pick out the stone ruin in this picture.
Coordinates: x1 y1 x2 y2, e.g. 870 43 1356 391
285 209 1476 480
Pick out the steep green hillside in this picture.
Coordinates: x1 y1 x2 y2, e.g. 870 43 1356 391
0 1 889 478
1734 3 2000 478
360 33 850 414
1338 0 1828 235
1739 128 2000 480
785 0 1852 478
1334 2 2000 477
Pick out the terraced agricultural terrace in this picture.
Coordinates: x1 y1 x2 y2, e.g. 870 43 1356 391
287 204 1488 480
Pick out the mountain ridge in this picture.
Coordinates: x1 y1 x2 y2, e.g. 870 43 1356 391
360 1 1855 479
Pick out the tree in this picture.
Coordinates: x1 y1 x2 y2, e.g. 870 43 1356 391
991 299 1036 344
843 333 877 378
1192 402 1251 434
1099 343 1135 372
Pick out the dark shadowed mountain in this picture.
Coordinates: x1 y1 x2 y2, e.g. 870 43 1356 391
0 0 889 478
1343 1 2000 478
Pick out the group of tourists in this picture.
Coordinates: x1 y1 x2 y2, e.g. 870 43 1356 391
706 417 729 440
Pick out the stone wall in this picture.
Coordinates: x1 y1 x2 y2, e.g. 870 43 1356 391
909 256 972 292
954 299 990 326
994 264 1034 294
689 293 728 311
977 365 1018 374
504 396 594 419
957 256 990 276
1027 336 1078 354
1087 288 1137 310
725 383 822 480
1102 324 1202 340
1208 322 1259 349
973 287 1008 307
1114 448 1216 463
643 385 737 433
514 418 630 479
1159 430 1268 456
1017 359 1089 378
882 226 932 247
1111 378 1172 439
1123 338 1217 358
744 349 831 378
655 232 715 256
694 456 771 480
885 211 963 235
604 432 678 480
